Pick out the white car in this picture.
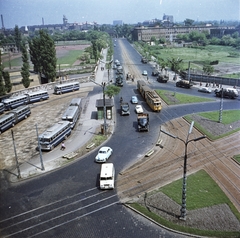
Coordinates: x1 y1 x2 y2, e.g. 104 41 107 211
142 70 148 76
135 105 143 114
95 146 113 163
131 96 138 104
198 87 212 93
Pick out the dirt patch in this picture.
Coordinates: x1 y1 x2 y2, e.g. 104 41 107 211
191 114 240 137
136 192 240 232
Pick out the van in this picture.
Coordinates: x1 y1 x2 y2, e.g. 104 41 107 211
99 163 115 189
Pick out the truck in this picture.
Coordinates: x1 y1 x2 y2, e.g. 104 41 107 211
157 73 169 83
215 88 239 99
137 113 149 132
116 75 123 87
141 57 148 63
176 80 193 89
121 102 130 115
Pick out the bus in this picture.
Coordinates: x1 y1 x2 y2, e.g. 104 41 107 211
0 113 16 134
69 98 82 109
3 95 28 110
54 82 80 95
38 121 71 151
11 105 31 123
0 103 4 114
25 90 49 103
0 105 31 134
61 105 80 129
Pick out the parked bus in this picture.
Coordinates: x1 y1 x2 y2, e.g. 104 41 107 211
69 98 82 109
2 95 28 110
54 82 80 95
38 121 71 151
0 105 31 134
62 105 80 129
0 113 16 134
0 103 4 114
11 105 31 123
25 90 49 103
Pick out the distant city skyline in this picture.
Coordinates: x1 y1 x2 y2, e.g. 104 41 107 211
0 0 239 29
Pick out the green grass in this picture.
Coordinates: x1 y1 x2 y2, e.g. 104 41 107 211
184 110 240 140
57 50 85 66
198 110 240 124
129 170 240 237
233 155 240 163
156 89 214 105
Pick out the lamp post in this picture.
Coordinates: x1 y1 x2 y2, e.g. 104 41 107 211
90 79 107 135
160 122 206 220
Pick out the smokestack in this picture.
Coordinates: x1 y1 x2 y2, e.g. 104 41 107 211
1 14 5 29
42 17 44 25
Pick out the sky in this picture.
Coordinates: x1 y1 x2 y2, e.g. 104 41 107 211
0 0 239 29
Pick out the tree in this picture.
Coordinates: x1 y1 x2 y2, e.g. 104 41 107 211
2 71 12 93
0 51 6 96
14 25 22 52
104 84 121 98
184 19 194 26
203 65 214 75
21 43 31 88
29 30 57 82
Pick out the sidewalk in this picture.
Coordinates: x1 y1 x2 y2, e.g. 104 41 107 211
9 48 112 182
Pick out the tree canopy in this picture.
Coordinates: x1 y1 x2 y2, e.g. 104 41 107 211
28 30 57 82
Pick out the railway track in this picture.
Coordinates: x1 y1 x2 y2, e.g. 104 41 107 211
116 118 240 212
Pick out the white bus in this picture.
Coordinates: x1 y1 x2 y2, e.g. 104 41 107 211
39 121 71 151
54 82 80 95
3 95 28 110
25 90 49 103
61 105 80 129
100 163 115 190
0 103 4 114
11 105 31 123
0 105 31 134
69 98 82 109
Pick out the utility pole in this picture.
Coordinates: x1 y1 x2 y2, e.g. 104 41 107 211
160 122 206 220
35 124 45 170
11 130 21 178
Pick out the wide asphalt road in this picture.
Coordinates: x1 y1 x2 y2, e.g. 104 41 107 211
0 39 239 238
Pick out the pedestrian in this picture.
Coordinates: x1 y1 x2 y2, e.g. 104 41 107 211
61 142 66 150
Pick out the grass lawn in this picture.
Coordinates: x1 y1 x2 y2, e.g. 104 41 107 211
129 170 240 237
198 110 240 124
57 50 85 67
156 89 214 105
233 155 240 163
184 110 240 140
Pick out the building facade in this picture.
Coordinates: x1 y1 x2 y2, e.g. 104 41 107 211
132 25 236 42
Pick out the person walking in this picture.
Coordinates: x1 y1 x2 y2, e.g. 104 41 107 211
61 142 66 150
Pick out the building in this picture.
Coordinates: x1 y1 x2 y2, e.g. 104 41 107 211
113 20 123 26
132 25 236 42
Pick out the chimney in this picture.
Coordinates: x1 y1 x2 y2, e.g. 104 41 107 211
42 17 44 25
1 15 5 29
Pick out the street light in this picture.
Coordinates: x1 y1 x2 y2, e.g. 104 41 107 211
90 79 107 135
160 122 206 220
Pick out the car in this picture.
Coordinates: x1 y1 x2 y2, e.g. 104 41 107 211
135 105 143 114
131 96 138 104
95 146 113 163
142 70 148 76
198 87 212 93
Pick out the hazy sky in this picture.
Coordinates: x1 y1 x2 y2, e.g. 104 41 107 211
0 0 239 28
